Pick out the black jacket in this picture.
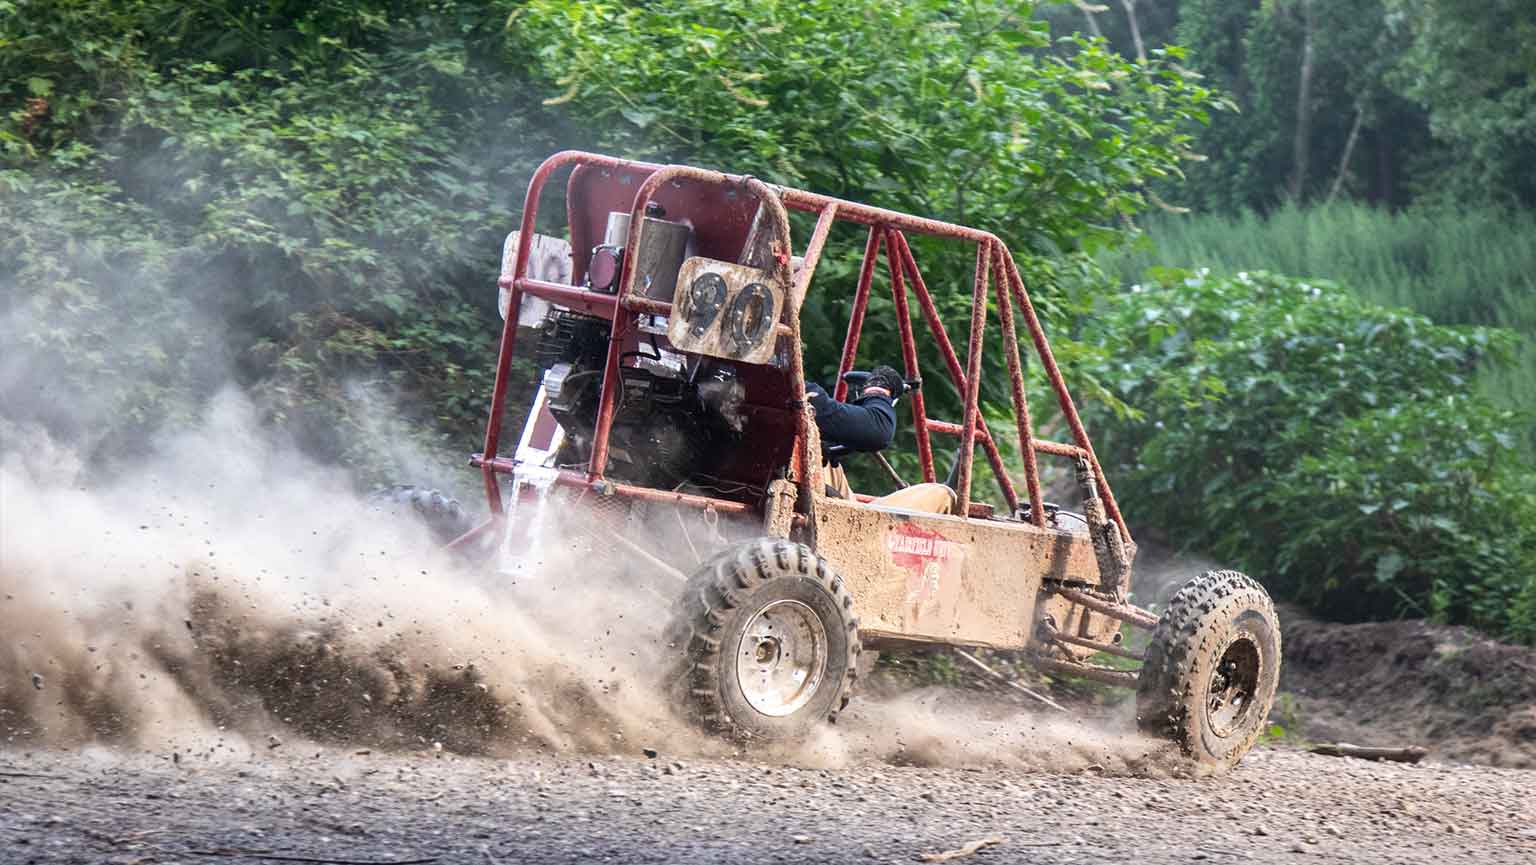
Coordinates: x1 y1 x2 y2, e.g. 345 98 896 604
806 381 896 454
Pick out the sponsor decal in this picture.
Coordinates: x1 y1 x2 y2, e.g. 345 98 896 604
888 521 965 621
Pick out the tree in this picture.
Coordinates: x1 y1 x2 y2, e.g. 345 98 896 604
1385 0 1536 207
1174 0 1429 211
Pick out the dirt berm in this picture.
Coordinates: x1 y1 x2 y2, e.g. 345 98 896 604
1278 606 1536 768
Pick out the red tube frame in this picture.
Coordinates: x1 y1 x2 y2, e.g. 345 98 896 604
469 150 1131 547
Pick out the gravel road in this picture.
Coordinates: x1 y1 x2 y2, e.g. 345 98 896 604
3 743 1532 865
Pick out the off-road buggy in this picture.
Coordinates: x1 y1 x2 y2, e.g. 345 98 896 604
445 151 1280 768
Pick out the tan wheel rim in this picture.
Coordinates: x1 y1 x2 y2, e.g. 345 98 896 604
736 599 828 717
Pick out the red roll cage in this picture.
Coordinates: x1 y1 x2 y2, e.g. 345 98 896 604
459 150 1129 550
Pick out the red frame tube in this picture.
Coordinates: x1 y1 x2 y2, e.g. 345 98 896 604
479 150 1129 551
890 231 1019 511
996 245 1130 543
885 228 936 483
955 242 989 515
834 227 882 401
990 244 1045 526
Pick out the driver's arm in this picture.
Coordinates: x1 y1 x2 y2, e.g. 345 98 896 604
806 381 896 452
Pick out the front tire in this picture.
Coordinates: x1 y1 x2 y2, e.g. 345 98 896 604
1136 570 1281 768
667 539 861 740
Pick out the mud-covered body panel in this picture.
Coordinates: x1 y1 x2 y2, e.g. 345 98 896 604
811 497 1115 650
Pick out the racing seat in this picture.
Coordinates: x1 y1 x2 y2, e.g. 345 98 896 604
868 482 956 515
825 460 956 516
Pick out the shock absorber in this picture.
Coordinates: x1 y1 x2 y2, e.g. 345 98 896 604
1076 456 1132 601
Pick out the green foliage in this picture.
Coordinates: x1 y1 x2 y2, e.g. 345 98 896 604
1161 0 1536 212
1259 693 1309 746
0 0 1225 494
1101 201 1536 446
0 0 555 484
1170 0 1430 211
1384 0 1536 207
1083 269 1536 642
509 0 1221 252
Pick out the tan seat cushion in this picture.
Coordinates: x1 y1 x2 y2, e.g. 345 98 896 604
868 483 956 515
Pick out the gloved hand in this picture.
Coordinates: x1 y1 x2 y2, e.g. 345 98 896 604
860 365 906 400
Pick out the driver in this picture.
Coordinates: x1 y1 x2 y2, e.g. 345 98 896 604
805 365 904 454
805 365 904 498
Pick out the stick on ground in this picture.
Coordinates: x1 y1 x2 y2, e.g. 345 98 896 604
920 836 1006 862
184 850 438 865
1309 742 1428 764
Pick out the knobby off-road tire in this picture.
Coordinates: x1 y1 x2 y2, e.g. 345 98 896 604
667 538 861 740
1136 570 1281 768
369 484 474 545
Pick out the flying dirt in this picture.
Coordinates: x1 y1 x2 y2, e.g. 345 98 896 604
0 395 692 758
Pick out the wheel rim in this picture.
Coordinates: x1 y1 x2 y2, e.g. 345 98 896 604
736 599 828 717
1205 633 1263 737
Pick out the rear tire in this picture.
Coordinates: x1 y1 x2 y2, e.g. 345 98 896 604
666 538 861 740
1136 570 1281 768
369 484 474 544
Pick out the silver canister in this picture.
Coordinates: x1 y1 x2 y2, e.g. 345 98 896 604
603 210 692 301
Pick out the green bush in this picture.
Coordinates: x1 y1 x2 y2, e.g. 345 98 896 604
1083 268 1536 643
1101 202 1536 449
507 0 1227 492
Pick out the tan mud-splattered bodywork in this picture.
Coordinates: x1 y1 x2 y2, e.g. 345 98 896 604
810 497 1120 651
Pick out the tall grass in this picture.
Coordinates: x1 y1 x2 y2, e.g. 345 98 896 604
1103 201 1536 440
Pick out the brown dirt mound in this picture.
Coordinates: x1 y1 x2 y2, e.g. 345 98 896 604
1278 605 1536 768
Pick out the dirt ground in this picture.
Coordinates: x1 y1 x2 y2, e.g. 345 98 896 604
1276 607 1536 769
6 605 1536 865
3 738 1533 865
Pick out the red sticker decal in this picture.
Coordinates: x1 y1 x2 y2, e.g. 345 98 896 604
888 521 965 621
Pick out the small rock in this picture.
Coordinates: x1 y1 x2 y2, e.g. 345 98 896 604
642 747 659 759
267 735 283 749
792 835 813 844
1253 825 1270 837
664 762 685 775
30 673 43 691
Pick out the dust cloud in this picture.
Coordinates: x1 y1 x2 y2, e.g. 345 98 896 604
0 393 694 758
1 394 1167 775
